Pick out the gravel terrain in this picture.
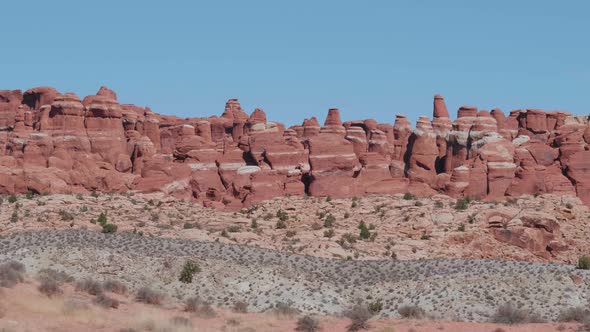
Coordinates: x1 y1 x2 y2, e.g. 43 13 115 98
1 229 588 322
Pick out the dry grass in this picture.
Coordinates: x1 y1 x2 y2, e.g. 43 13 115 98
135 286 164 305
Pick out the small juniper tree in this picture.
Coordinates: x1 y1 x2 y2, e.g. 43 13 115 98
179 260 201 283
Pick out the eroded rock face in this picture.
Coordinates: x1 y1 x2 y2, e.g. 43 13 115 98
0 88 588 208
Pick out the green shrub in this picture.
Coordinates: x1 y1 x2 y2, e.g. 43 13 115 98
8 194 17 203
250 218 258 229
358 221 370 240
351 201 358 208
454 196 471 210
179 260 201 283
25 191 34 199
10 210 18 223
97 212 107 225
577 256 590 270
434 201 444 208
59 209 74 221
403 193 415 200
276 209 289 222
324 214 336 228
368 299 383 314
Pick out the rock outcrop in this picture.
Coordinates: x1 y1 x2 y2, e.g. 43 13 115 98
0 86 588 208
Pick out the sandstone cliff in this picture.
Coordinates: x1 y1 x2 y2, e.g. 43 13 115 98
1 87 588 208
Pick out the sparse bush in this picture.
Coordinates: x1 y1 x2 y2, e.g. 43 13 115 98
179 260 201 283
351 201 358 208
94 293 120 309
184 296 202 312
578 256 590 270
58 209 74 221
36 268 74 284
345 304 372 331
75 278 103 295
273 301 299 316
227 225 241 233
184 297 215 317
368 299 383 314
454 196 471 210
398 304 425 319
38 278 63 297
103 279 128 294
10 210 18 223
135 286 164 305
434 201 444 208
276 219 287 229
101 223 118 233
566 203 573 209
296 315 320 332
344 212 350 219
250 218 258 229
490 303 529 324
233 300 248 313
457 224 465 232
286 230 297 237
324 229 335 238
558 306 590 323
276 209 289 222
324 214 336 228
342 233 357 244
0 261 25 288
8 194 17 203
420 234 430 240
25 191 34 199
414 201 423 206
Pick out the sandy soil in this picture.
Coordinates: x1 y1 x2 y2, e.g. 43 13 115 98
0 282 581 332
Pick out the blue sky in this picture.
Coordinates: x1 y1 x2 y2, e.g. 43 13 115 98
1 1 588 126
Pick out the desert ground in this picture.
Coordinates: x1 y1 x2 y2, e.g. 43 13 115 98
1 192 590 331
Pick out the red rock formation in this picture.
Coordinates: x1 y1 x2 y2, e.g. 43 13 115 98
0 88 588 209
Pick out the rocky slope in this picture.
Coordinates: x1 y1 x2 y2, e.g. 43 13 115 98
0 87 589 210
2 228 590 324
1 193 589 264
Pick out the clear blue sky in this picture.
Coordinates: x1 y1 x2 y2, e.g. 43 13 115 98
1 1 588 126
